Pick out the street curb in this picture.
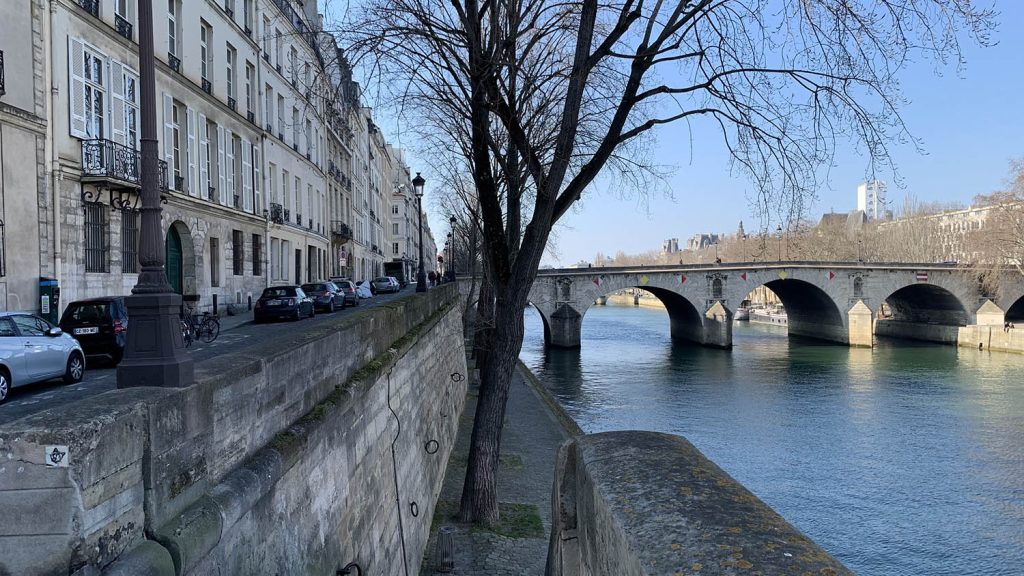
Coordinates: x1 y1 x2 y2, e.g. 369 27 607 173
516 360 583 437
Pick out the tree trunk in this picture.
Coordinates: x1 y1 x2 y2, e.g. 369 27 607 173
473 267 495 370
459 288 528 525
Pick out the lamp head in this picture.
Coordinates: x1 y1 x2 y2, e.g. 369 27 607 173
412 172 425 198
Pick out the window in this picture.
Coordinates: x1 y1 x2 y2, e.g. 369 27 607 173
12 315 48 337
121 210 139 273
264 85 273 127
232 230 244 275
392 204 399 215
210 237 221 287
243 0 253 31
261 17 271 55
275 29 283 67
270 237 280 279
231 134 241 205
224 0 235 17
282 169 290 209
205 119 217 198
305 119 312 155
171 100 183 188
393 242 399 255
289 47 298 84
245 62 255 116
292 107 299 146
268 162 277 202
167 0 180 57
122 70 138 146
200 20 212 85
392 222 399 235
226 44 236 103
252 233 262 276
81 45 106 138
85 203 109 273
276 95 284 134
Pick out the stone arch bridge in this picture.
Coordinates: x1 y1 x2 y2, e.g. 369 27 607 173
528 262 1024 349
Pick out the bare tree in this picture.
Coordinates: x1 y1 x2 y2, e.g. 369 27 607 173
970 160 1024 295
337 0 993 525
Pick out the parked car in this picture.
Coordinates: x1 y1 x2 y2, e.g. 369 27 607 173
0 312 86 404
301 282 346 312
371 276 400 294
335 280 359 307
354 281 374 299
254 286 315 322
59 296 129 365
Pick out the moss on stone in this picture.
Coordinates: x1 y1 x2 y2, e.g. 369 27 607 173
471 502 544 539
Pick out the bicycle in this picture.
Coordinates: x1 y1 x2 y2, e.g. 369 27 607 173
180 309 220 347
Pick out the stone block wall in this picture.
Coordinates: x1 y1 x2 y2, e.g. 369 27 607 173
958 325 1024 354
546 431 852 576
0 285 463 575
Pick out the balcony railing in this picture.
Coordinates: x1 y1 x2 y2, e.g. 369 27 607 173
244 26 253 38
81 139 169 192
174 175 184 191
296 213 302 226
202 78 212 94
234 194 242 209
284 208 291 221
78 0 99 18
331 221 352 241
0 50 5 97
270 202 284 224
227 97 237 111
168 53 181 74
115 14 133 41
308 218 313 229
247 111 256 124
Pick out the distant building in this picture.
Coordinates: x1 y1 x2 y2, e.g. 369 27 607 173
686 233 721 251
661 238 679 254
857 180 888 221
566 260 591 269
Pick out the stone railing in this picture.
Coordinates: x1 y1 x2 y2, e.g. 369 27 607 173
547 431 851 575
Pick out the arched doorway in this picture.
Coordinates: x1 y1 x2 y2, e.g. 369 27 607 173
166 226 184 294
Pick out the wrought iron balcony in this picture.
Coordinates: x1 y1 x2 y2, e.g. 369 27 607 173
202 78 212 94
81 139 139 188
208 186 216 199
247 111 255 124
270 203 284 224
115 14 133 41
296 212 303 226
0 50 5 97
234 194 241 209
308 218 313 229
228 97 236 111
262 52 270 63
168 53 181 73
284 208 291 221
78 0 99 18
265 122 273 132
331 221 352 241
225 6 234 19
244 26 253 38
174 175 184 191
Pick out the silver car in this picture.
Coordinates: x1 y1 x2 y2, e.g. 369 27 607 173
0 312 86 404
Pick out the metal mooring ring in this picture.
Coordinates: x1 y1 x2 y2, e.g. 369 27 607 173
410 501 420 517
425 440 440 454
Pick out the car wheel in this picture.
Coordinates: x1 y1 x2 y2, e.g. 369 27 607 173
309 305 316 318
0 368 9 404
110 349 124 366
64 352 85 384
328 300 335 313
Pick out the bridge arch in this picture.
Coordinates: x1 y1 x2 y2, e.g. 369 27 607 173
753 279 848 342
875 283 971 343
1005 294 1024 323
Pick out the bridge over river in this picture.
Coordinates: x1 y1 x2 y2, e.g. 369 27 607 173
528 262 1024 349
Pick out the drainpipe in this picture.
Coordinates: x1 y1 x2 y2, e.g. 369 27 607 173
46 0 63 297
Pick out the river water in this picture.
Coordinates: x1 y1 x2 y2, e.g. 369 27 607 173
519 303 1024 575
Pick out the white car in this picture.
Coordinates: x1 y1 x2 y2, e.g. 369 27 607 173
0 312 86 404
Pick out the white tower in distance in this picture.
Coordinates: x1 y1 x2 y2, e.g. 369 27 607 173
857 180 887 221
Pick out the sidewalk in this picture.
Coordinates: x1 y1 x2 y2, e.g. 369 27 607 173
420 361 575 575
217 307 253 331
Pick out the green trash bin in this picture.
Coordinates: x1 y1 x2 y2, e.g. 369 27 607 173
39 277 60 324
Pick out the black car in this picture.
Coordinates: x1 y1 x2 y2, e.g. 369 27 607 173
254 286 315 322
301 282 346 312
58 296 129 365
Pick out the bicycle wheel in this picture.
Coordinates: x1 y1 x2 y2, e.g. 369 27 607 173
181 321 193 347
199 317 220 343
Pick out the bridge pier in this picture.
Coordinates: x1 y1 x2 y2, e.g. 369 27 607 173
702 302 733 349
549 303 583 348
848 300 874 347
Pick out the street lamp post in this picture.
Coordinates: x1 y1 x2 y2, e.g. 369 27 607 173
449 215 457 281
117 0 193 390
776 224 783 262
413 172 427 292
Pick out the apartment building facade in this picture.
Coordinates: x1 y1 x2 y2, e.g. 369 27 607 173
1 0 436 316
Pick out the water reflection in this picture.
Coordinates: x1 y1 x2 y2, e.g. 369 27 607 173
520 304 1024 576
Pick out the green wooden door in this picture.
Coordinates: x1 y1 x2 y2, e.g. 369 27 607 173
165 227 183 294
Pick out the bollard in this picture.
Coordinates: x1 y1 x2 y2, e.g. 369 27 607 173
435 526 455 572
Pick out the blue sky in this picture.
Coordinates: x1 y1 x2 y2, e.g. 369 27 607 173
348 2 1022 267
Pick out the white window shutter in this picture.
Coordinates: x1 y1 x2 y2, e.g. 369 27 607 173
186 108 197 196
68 38 88 138
242 139 253 212
225 129 235 206
162 94 174 169
109 61 126 145
217 125 226 204
253 146 262 214
198 113 209 199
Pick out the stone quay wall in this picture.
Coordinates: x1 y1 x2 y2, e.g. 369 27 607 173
958 324 1024 354
546 431 851 576
0 285 465 576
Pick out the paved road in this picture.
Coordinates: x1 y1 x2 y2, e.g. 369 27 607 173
0 288 414 424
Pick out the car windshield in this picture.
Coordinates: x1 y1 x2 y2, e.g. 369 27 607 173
374 277 390 283
301 283 327 292
66 302 112 323
262 287 296 298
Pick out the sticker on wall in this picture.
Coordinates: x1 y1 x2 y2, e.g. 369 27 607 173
828 271 835 281
680 274 687 284
592 276 603 286
916 271 929 282
778 271 789 280
45 446 69 468
740 272 747 281
639 275 650 285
